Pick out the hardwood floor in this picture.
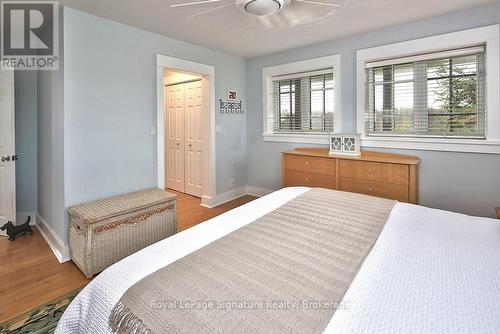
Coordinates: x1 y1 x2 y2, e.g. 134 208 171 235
0 191 256 324
0 229 89 323
170 189 256 232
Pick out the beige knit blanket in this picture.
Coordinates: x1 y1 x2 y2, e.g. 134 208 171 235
109 188 396 334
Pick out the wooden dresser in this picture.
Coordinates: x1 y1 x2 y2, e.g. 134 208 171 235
283 148 420 204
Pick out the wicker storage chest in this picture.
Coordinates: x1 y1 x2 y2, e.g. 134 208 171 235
68 189 176 278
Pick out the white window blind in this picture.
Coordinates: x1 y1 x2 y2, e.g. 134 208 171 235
364 46 486 138
271 69 334 134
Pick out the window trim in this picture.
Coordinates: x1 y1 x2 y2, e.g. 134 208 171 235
263 55 341 143
356 25 500 154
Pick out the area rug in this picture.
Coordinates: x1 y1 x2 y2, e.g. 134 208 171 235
0 288 81 334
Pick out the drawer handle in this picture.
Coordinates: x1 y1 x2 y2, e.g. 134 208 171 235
305 161 309 165
305 178 310 182
368 167 375 173
368 187 373 192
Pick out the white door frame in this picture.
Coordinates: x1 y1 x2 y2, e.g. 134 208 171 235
156 54 216 205
0 70 15 233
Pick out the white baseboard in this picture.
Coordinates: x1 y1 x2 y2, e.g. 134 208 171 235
200 195 214 207
246 186 274 197
16 212 37 225
200 186 275 208
201 187 248 208
36 213 70 263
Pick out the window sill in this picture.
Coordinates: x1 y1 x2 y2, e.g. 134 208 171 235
262 133 330 144
262 133 500 154
361 136 500 154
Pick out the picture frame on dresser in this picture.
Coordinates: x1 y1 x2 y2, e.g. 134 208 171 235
329 133 361 156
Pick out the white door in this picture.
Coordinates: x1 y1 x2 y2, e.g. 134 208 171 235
0 70 15 235
184 81 203 197
166 84 185 192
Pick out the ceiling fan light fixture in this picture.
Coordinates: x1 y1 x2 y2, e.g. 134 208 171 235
244 0 283 16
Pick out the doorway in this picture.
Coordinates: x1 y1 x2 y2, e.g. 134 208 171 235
164 69 203 197
156 54 216 207
0 70 15 236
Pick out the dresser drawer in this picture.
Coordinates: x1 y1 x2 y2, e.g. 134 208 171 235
339 160 409 185
339 177 409 202
284 155 335 175
285 170 336 189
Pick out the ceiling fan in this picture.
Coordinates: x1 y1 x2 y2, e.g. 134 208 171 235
171 0 342 18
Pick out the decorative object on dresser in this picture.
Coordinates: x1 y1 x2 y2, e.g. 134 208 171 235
68 189 177 278
282 148 419 204
329 133 361 156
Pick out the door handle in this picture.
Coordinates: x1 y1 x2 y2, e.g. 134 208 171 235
12 155 18 161
1 156 11 162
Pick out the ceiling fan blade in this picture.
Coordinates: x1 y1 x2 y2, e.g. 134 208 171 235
186 3 233 18
171 0 223 8
295 0 341 7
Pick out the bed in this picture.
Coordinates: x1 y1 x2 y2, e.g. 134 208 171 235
56 187 500 333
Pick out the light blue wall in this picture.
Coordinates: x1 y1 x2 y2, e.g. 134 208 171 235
36 11 66 241
62 7 247 243
15 71 37 214
246 2 500 218
37 68 66 239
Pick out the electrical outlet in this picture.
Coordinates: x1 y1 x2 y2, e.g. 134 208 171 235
227 179 235 188
149 126 157 136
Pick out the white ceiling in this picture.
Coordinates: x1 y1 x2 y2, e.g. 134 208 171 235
61 0 499 58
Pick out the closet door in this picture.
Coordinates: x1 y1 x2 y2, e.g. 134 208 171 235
166 84 185 192
184 80 203 197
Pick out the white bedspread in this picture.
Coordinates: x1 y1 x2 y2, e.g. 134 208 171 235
56 187 500 334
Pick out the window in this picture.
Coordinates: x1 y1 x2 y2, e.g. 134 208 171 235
272 70 334 133
357 25 500 154
365 46 485 138
263 54 341 144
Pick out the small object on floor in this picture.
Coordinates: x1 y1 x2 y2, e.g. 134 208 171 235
0 217 32 241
